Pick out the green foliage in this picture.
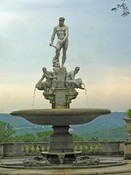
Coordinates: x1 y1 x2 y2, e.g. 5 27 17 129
14 133 36 142
0 121 16 142
126 109 131 118
111 0 130 17
72 133 84 141
83 127 127 141
88 137 99 142
36 130 53 141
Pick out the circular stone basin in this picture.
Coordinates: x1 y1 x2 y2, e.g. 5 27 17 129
11 108 111 126
0 157 127 169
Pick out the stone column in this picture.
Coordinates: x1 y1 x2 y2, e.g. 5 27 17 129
49 126 74 153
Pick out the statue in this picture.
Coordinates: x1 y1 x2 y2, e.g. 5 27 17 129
36 67 57 95
35 18 84 107
66 67 84 89
49 17 69 68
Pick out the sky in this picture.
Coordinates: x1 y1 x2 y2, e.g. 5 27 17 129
0 0 131 113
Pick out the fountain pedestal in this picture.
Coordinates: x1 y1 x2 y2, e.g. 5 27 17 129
46 125 75 164
43 67 78 109
49 126 73 152
41 151 81 164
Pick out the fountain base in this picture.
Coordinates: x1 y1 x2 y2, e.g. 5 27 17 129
49 126 73 153
0 156 126 169
41 151 82 165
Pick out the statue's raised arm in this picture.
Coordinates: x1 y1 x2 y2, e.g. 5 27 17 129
49 17 69 68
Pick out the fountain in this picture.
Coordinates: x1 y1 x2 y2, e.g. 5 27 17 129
0 17 126 169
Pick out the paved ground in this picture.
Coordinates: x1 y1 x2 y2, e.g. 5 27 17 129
0 157 131 175
108 172 131 175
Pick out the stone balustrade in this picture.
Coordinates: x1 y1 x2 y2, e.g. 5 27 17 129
0 141 124 158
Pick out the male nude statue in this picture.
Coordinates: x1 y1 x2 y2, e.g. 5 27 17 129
66 67 84 89
49 17 69 68
35 67 57 95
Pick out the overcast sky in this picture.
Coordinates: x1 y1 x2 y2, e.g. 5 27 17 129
0 0 131 113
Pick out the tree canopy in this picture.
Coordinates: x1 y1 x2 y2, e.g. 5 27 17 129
0 121 16 142
112 0 130 16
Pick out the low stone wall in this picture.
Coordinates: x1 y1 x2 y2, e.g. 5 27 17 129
0 141 124 158
0 142 49 157
74 141 124 155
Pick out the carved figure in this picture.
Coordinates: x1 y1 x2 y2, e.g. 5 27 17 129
49 17 69 68
66 67 84 89
73 156 100 166
23 156 50 167
36 67 57 95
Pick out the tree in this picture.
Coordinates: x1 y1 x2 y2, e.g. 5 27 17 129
14 133 36 142
72 133 84 141
88 137 99 142
36 130 53 141
111 0 130 16
0 121 16 142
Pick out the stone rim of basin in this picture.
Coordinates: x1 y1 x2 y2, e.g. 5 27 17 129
11 108 111 126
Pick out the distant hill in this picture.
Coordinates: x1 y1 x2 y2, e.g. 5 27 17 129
71 112 127 141
0 112 128 140
0 113 51 134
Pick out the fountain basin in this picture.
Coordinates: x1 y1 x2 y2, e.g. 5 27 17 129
11 108 111 126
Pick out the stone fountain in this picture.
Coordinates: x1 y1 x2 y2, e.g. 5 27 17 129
10 17 111 167
5 17 125 168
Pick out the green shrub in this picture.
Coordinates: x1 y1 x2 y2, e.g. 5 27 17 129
126 109 131 118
